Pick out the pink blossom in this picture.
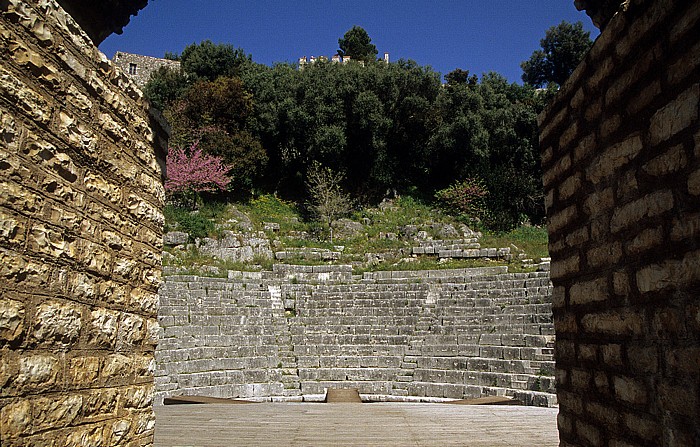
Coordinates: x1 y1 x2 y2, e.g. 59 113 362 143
165 143 231 194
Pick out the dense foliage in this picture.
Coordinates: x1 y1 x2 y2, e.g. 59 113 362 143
521 21 593 88
434 178 489 225
147 26 555 230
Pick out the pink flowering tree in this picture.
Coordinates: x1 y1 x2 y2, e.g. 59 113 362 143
165 143 231 208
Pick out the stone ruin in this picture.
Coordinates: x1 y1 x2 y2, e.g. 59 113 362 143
157 265 556 406
112 51 180 88
1 0 699 445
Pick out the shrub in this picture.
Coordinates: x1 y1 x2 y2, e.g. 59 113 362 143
434 178 488 225
163 205 216 241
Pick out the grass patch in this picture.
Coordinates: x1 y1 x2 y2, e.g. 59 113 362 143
480 225 549 260
164 194 549 275
237 194 306 232
354 196 455 238
278 236 335 250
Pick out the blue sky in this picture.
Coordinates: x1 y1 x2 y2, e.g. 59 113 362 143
100 1 599 84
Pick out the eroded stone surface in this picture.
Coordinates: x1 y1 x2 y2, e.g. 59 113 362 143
0 0 164 445
540 1 700 444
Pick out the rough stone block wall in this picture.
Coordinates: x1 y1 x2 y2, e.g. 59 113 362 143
112 52 180 87
540 0 700 445
0 1 166 445
157 266 556 406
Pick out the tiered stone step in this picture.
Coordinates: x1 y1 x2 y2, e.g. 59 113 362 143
157 266 556 406
412 238 481 253
362 266 509 283
157 275 294 403
274 248 341 261
289 282 425 400
410 239 512 261
397 272 554 404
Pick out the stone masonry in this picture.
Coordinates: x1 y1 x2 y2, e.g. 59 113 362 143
541 0 700 445
112 52 181 87
157 266 556 407
0 0 166 446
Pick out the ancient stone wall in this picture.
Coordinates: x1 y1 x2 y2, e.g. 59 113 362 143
157 266 556 406
0 1 166 445
540 0 700 444
112 52 181 87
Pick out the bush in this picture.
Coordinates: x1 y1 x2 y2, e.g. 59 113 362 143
164 204 221 241
434 178 489 225
239 194 304 232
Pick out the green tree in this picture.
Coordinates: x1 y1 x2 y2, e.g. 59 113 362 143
166 76 267 193
444 68 478 86
180 40 252 81
338 26 378 64
521 21 593 88
306 162 353 243
143 66 189 110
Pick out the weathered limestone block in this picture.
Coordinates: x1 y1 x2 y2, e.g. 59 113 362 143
0 180 43 214
0 400 31 440
84 171 122 204
0 297 25 341
126 193 164 227
116 312 147 349
110 419 133 445
164 231 189 245
88 308 120 348
586 134 642 183
66 355 100 388
32 394 83 432
0 65 51 125
1 0 165 444
635 250 700 293
32 300 82 346
17 354 62 393
82 388 119 421
649 84 699 146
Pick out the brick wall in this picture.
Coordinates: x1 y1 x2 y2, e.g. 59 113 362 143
0 0 166 445
540 0 700 445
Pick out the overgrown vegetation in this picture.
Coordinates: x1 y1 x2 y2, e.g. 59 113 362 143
164 204 220 240
237 194 304 232
163 195 548 276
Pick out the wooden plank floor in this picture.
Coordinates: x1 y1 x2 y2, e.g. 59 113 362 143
155 403 559 446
